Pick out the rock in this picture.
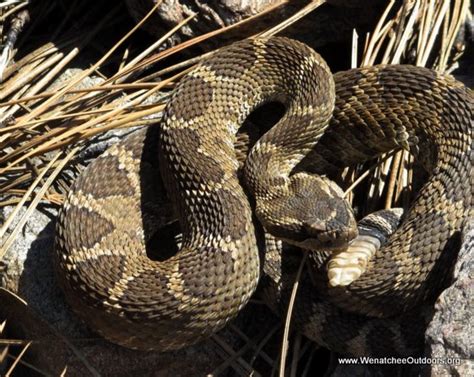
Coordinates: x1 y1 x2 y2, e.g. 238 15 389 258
124 0 387 50
424 220 474 377
326 220 474 377
125 0 274 43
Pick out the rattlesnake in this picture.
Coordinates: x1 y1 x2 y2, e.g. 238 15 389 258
54 37 473 354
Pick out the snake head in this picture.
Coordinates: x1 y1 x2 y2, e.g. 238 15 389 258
256 173 358 250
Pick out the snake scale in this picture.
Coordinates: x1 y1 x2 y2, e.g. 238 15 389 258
54 37 473 355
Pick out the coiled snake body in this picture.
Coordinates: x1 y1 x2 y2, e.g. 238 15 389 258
55 37 473 354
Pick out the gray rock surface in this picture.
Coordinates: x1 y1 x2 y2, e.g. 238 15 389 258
124 0 386 50
328 220 474 377
424 220 474 377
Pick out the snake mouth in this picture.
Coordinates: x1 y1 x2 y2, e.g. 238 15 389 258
300 228 358 251
295 217 358 251
272 221 358 251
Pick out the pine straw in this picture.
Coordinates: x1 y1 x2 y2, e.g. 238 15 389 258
0 0 470 375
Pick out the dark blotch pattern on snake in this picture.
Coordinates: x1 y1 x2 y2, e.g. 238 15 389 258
54 37 473 354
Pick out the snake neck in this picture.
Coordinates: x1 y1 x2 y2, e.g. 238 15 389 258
160 37 346 251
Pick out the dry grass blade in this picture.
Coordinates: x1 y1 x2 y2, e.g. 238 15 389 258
11 1 160 127
1 38 79 82
1 7 123 120
0 0 296 184
438 0 469 71
229 324 276 365
0 1 28 23
361 0 396 65
0 82 158 107
300 348 317 377
0 76 171 172
208 309 284 375
391 1 420 64
279 252 307 377
4 354 55 377
259 0 326 38
1 147 78 258
5 341 31 377
417 1 449 66
351 29 359 68
211 334 259 376
0 288 101 376
347 0 469 212
104 0 291 85
0 339 31 346
0 150 60 242
115 12 198 83
289 333 302 377
343 150 398 197
249 322 281 366
0 321 7 366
